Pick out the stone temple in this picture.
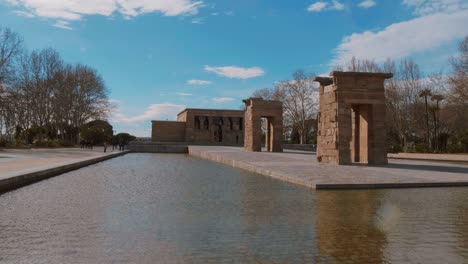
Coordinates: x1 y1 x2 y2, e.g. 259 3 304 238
152 109 244 145
314 71 393 165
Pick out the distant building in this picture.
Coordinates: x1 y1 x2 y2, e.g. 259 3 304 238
152 108 244 145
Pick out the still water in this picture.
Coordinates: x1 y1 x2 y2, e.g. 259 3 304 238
1 153 468 263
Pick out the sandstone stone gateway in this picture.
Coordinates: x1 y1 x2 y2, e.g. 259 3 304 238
314 71 393 165
243 98 283 152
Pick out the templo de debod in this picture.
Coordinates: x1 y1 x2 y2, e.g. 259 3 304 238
151 71 394 165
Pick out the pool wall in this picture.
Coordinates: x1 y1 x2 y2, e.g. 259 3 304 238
0 151 128 194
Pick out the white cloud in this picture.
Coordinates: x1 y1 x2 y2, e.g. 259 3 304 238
204 65 265 79
6 0 204 27
332 0 345 10
108 98 121 104
212 97 234 103
12 10 34 17
117 129 151 137
191 17 204 24
53 20 72 30
402 0 468 16
177 92 192 96
187 79 212 85
111 103 186 124
358 0 376 8
331 9 468 66
307 2 327 12
307 1 344 12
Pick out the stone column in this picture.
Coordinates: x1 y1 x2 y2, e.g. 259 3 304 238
270 117 283 152
337 102 352 165
370 104 387 165
265 118 271 152
359 104 370 164
352 105 360 163
244 111 262 152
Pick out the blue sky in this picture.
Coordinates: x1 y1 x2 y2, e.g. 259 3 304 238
1 0 467 136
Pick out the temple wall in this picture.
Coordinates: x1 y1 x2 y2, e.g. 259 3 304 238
152 109 244 145
151 121 186 142
181 109 244 145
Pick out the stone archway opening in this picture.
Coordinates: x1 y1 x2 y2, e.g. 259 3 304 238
243 98 283 152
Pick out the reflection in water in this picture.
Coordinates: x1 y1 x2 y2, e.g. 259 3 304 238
0 153 467 263
315 191 387 263
239 171 316 263
454 192 468 259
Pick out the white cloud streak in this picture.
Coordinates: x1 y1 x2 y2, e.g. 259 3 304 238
307 1 344 12
331 9 468 66
358 0 376 9
5 0 204 28
332 0 344 10
53 20 72 30
177 92 192 96
12 10 35 17
187 79 212 85
402 0 468 16
111 103 186 124
204 65 265 79
191 17 204 24
212 97 234 103
307 2 327 12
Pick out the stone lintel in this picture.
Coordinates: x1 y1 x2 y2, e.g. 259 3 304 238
314 77 333 86
177 108 244 117
330 71 393 79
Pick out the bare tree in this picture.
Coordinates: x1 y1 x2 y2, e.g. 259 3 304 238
0 27 23 143
334 56 382 72
277 70 317 144
448 36 468 116
444 36 468 152
430 94 445 152
418 88 432 149
0 27 111 146
251 87 276 100
378 57 426 151
0 27 23 85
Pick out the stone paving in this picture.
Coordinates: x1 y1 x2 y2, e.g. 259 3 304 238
189 146 468 189
0 148 127 191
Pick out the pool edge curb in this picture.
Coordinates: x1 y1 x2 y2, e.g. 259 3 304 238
0 151 129 195
188 146 468 190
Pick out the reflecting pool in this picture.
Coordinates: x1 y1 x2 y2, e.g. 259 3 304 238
0 154 467 263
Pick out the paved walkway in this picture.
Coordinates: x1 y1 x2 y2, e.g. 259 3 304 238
189 146 468 189
0 148 125 179
0 148 127 192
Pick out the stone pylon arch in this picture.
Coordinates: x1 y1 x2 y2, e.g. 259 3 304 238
314 71 393 165
243 98 283 152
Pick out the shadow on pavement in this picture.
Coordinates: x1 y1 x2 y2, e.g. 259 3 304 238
385 162 468 174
